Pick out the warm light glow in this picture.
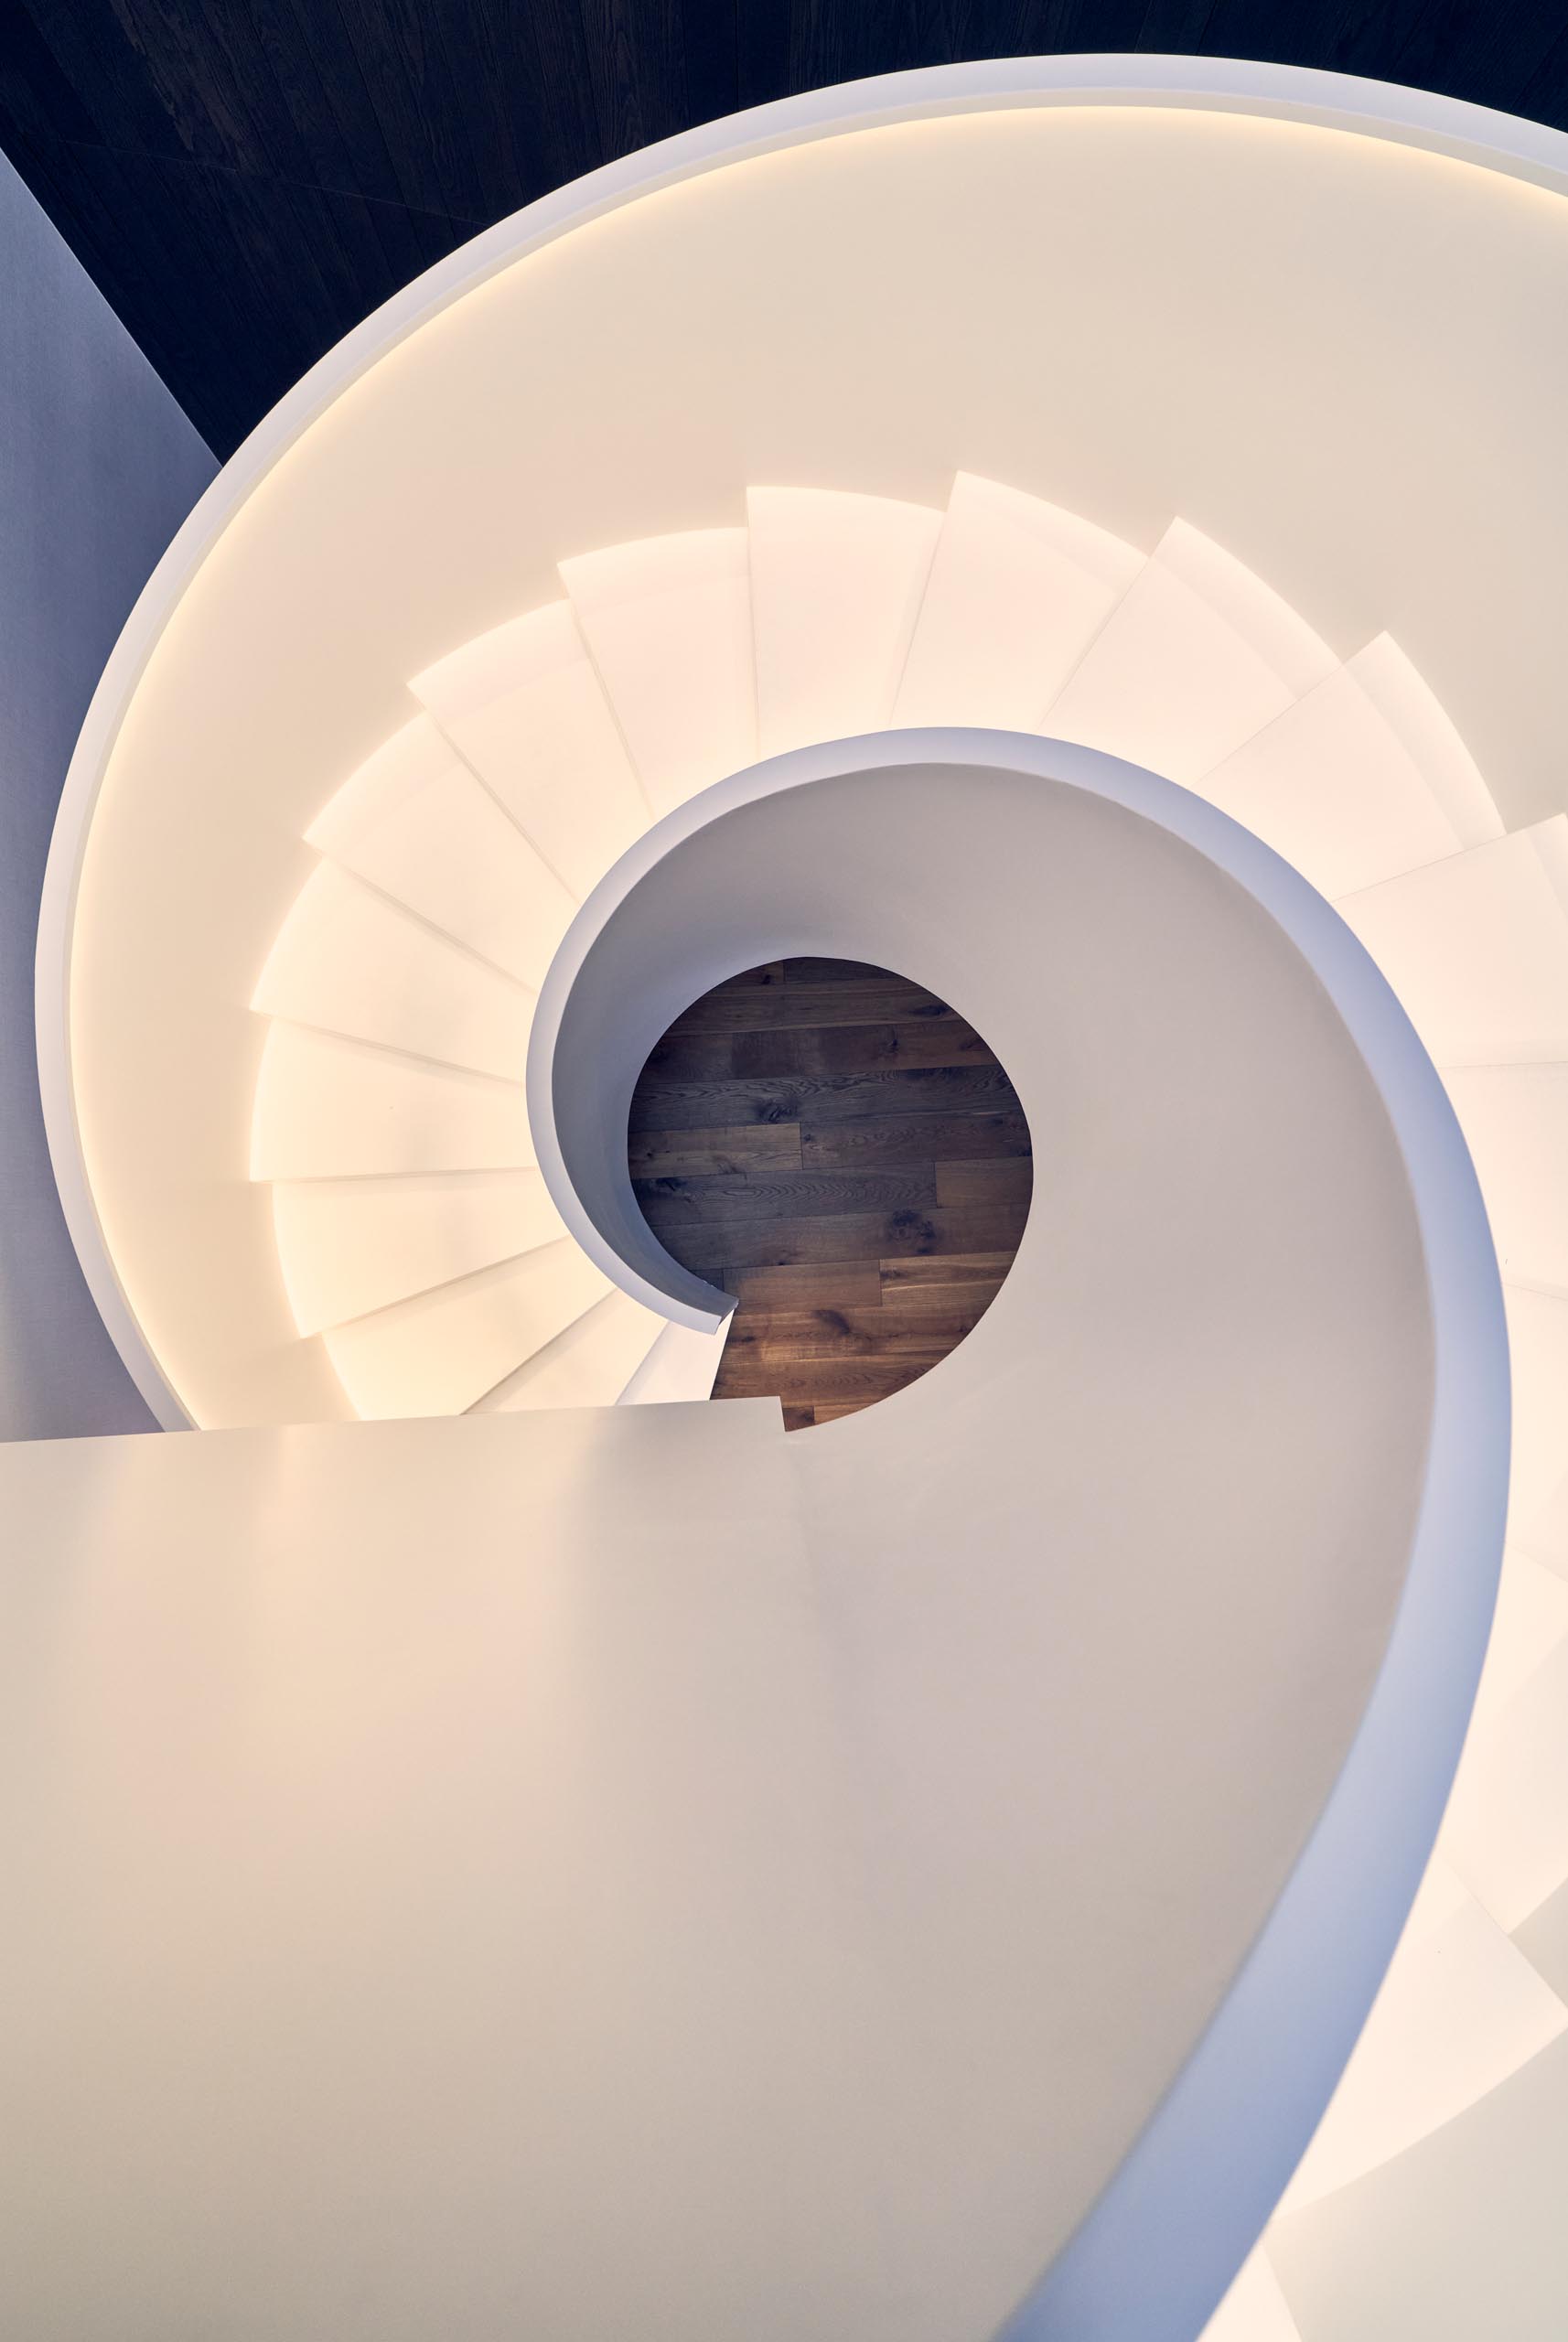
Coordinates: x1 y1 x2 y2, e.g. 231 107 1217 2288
892 471 1141 731
272 1168 568 1336
1200 635 1500 897
252 860 538 1079
748 486 940 757
411 603 651 897
1335 817 1568 1063
560 528 756 813
1043 516 1337 782
325 1239 610 1417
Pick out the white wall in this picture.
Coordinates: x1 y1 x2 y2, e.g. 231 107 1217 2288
0 150 213 1437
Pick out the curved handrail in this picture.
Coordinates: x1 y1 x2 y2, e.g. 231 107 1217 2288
529 727 1509 2340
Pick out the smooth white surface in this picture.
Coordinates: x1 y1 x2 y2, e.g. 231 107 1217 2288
250 1022 532 1183
476 1285 665 1410
0 1403 904 2342
1268 2031 1568 2340
252 863 537 1079
310 725 576 989
1444 1064 1568 1294
562 527 756 814
410 603 651 900
271 1169 566 1337
1043 519 1334 782
324 1239 609 1418
531 735 1505 2342
1280 1863 1566 2207
749 485 940 755
1199 637 1498 898
1335 819 1568 1063
1500 1283 1568 1546
618 1313 731 1405
891 472 1139 730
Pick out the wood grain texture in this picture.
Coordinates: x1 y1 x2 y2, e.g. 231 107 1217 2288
5 5 1567 456
628 958 1032 1427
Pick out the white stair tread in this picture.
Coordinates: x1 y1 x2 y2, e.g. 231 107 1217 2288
1199 635 1497 897
1267 2029 1568 2342
1515 1875 1568 2004
1199 2246 1302 2342
478 1287 667 1412
325 1240 610 1418
1471 1546 1568 1724
1518 1466 1568 1581
306 714 576 991
251 1023 531 1182
1502 1283 1568 1562
272 1169 568 1336
618 1314 732 1405
561 526 756 815
410 602 651 899
1443 1062 1568 1295
1279 1860 1567 2210
1442 1626 1568 1934
1335 817 1568 1066
253 862 536 1080
1348 630 1502 848
306 710 446 854
892 471 1142 733
1043 518 1336 783
748 486 940 758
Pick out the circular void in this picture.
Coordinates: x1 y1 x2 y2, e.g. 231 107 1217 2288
627 957 1033 1428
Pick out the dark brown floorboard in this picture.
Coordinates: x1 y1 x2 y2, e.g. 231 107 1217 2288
627 959 1032 1429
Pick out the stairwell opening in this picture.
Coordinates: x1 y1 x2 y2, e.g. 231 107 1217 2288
627 956 1033 1428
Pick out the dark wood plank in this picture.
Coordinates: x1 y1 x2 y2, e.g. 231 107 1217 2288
723 1300 993 1359
664 979 951 1034
881 1252 1013 1300
725 1261 884 1309
685 1201 1027 1274
626 1122 801 1178
934 1156 1036 1207
628 1062 1017 1133
801 1111 1031 1170
715 1354 931 1407
634 1167 939 1228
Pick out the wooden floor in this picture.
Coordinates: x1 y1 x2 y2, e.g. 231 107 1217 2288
628 959 1032 1430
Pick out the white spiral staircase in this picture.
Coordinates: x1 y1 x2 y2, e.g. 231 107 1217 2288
247 474 1566 1447
122 465 1568 2339
18 56 1568 2342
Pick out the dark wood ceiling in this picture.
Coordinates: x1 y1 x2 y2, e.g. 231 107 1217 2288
5 2 1567 457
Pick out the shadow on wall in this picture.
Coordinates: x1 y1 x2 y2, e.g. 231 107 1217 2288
0 151 215 1439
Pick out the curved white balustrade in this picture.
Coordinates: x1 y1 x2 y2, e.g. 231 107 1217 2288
528 729 1510 2339
27 57 1568 2342
12 733 1510 2342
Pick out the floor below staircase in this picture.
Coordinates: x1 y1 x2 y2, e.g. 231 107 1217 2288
628 957 1032 1427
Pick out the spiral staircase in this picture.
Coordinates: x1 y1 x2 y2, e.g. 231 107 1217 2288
10 54 1568 2342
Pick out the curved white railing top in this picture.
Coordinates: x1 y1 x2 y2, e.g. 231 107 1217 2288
530 728 1508 2337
